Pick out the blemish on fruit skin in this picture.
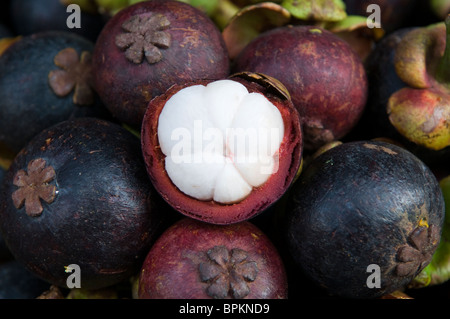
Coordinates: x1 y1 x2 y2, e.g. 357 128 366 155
251 233 259 240
363 143 398 155
418 218 429 228
309 28 322 34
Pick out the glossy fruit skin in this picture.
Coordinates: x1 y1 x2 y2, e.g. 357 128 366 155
232 25 367 151
0 31 110 153
138 218 288 299
0 118 170 290
92 0 230 129
284 140 445 298
141 77 303 225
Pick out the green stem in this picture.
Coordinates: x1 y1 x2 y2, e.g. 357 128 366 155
211 0 240 30
436 14 450 85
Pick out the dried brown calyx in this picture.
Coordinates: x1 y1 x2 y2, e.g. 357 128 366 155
198 245 258 299
395 224 440 277
115 13 171 64
11 158 57 217
48 47 95 106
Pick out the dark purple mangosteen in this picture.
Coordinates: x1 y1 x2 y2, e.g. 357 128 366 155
0 31 111 153
0 260 51 299
284 140 445 298
0 117 172 290
10 0 105 42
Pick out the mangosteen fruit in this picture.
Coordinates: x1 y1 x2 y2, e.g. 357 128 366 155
0 117 170 290
363 16 450 164
431 0 450 20
0 147 13 262
351 27 413 143
0 260 51 299
141 73 303 225
92 0 230 129
284 140 445 298
232 25 368 151
138 217 288 299
10 0 105 42
343 0 418 33
0 31 111 153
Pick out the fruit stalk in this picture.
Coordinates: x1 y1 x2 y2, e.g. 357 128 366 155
436 14 450 86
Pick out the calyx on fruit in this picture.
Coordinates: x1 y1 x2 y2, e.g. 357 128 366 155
0 118 169 290
48 47 94 106
387 15 450 151
284 140 445 298
410 174 450 288
138 218 288 299
114 13 171 64
157 79 284 204
141 73 303 225
92 0 230 129
11 158 57 217
199 245 258 299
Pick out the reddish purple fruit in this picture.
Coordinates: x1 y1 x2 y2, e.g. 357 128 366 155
138 218 288 299
92 0 230 129
141 74 303 225
233 25 368 151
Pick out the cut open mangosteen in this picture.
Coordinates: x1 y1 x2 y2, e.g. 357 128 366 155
141 74 303 225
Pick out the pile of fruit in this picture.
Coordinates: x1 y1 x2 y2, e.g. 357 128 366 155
0 0 449 300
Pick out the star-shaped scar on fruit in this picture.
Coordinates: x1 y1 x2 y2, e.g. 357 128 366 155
48 47 95 106
11 158 57 217
198 245 258 299
115 13 171 64
395 222 440 277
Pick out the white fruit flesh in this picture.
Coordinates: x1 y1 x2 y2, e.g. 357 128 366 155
157 80 284 204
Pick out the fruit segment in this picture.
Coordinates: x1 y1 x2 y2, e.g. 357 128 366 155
157 79 284 204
